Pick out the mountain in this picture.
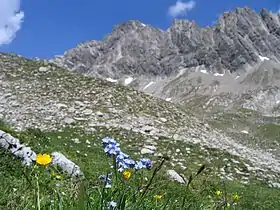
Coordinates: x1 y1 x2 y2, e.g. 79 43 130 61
50 7 280 116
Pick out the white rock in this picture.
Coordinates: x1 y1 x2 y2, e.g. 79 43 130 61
51 152 84 177
38 66 49 72
142 126 153 133
63 117 75 125
96 111 104 117
159 117 167 123
241 130 249 134
56 103 68 109
74 101 85 107
0 130 35 166
155 153 163 157
141 148 155 155
72 138 80 144
144 145 157 151
166 170 186 184
83 109 93 115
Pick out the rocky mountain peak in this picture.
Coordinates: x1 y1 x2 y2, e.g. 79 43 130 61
112 20 147 32
50 7 280 114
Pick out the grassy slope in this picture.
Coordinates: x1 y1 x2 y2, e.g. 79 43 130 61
1 54 280 208
1 122 280 209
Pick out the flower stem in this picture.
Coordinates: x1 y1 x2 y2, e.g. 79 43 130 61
36 174 41 210
113 155 118 183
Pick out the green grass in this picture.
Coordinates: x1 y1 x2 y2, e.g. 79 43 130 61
1 121 280 209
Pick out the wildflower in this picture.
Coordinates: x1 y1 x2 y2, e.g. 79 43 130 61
55 175 62 180
215 190 222 196
102 137 121 156
232 193 240 202
123 170 132 180
102 137 119 147
116 151 130 162
101 137 153 172
124 158 136 168
104 144 121 156
135 158 153 170
36 153 52 166
154 194 163 200
99 173 112 188
117 155 136 172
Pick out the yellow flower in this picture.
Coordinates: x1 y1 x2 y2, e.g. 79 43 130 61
123 170 132 180
36 153 52 166
215 190 222 196
55 175 62 180
232 193 240 202
154 194 163 200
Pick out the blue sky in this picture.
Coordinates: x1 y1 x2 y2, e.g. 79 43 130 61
0 0 279 58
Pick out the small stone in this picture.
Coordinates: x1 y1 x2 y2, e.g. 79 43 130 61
241 130 249 134
96 111 104 117
144 145 157 151
63 117 75 125
56 103 68 109
141 148 154 155
72 138 80 144
38 66 49 72
142 126 153 133
83 109 93 115
166 170 186 184
75 101 85 107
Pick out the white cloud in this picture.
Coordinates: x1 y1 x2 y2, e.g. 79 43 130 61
168 0 196 18
0 0 24 45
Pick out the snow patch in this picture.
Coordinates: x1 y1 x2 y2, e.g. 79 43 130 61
259 55 270 61
235 76 240 79
176 68 187 77
143 81 154 90
124 77 134 85
141 23 146 27
165 98 172 102
106 78 118 83
214 73 224 76
200 69 208 74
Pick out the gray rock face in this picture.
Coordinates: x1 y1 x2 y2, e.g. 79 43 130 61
51 8 280 77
